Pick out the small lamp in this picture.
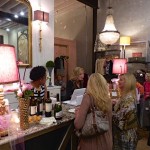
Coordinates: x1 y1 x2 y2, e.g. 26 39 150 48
0 44 19 115
112 58 127 75
120 36 131 58
34 10 49 52
110 58 127 99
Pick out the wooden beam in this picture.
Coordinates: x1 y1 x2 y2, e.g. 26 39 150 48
0 10 28 26
77 0 98 9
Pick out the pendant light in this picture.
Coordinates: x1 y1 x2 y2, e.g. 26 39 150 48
99 0 120 45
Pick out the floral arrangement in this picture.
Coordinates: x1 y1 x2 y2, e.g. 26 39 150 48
15 80 33 99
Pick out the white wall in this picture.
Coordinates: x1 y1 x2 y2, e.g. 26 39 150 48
19 0 54 84
0 29 8 43
54 6 93 74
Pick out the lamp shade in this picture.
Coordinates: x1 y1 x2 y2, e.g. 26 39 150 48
120 36 131 46
99 13 120 45
112 59 127 74
0 44 19 84
34 10 49 23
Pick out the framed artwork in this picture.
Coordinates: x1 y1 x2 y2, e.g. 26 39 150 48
17 30 29 65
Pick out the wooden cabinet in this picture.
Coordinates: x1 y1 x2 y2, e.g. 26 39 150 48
47 86 61 99
4 86 61 110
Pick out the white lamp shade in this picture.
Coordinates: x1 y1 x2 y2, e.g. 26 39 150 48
112 59 127 74
99 14 120 45
0 44 19 84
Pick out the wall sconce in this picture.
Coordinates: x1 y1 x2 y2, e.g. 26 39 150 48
112 58 127 75
0 44 19 115
120 36 131 58
34 10 49 52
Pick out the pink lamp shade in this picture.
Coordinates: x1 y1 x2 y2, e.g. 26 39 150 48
112 59 127 74
34 10 49 22
0 44 19 84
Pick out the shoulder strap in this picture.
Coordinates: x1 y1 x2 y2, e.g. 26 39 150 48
88 95 98 132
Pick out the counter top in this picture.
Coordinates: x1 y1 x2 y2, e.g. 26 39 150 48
0 104 75 148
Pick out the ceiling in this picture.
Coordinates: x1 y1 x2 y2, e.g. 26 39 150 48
0 0 85 31
0 0 28 30
54 0 85 16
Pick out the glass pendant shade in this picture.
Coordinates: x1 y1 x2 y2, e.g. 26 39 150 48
99 14 120 45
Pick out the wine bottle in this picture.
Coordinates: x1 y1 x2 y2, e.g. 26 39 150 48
37 92 43 116
45 91 52 117
54 102 62 120
30 96 37 116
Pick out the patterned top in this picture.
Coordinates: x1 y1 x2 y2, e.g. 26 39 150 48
113 94 138 144
32 85 45 99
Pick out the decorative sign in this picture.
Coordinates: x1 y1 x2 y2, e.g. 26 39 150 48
132 52 142 57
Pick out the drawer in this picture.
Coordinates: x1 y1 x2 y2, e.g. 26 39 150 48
49 88 60 98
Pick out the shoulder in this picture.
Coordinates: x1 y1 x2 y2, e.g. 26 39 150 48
82 94 91 105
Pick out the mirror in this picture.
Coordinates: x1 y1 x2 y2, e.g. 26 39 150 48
0 0 32 67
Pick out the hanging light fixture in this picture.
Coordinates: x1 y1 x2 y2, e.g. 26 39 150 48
99 4 120 45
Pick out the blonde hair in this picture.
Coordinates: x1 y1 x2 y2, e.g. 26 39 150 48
86 73 111 113
119 73 136 99
70 67 84 80
145 73 150 81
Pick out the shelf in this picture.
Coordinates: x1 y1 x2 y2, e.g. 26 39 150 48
127 62 150 64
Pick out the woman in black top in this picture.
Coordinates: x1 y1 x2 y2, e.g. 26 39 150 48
65 67 85 100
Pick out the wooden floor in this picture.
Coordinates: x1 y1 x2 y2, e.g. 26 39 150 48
137 138 150 150
137 128 150 150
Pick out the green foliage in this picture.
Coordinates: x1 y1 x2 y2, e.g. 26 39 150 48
46 60 55 68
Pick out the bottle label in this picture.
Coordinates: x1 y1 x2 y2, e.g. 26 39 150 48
45 103 52 112
30 106 37 115
56 111 63 118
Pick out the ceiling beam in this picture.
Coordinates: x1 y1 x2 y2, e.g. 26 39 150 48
0 10 28 26
77 0 98 9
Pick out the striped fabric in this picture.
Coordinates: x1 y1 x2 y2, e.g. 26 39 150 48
32 85 45 99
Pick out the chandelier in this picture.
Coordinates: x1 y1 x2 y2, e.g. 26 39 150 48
99 7 120 45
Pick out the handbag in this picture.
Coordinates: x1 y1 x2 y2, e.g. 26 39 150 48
76 96 109 137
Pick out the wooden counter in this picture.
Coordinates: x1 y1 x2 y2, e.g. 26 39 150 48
0 104 77 150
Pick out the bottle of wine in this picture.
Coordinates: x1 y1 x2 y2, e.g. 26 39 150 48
45 91 52 117
54 101 62 120
56 93 60 102
37 92 43 116
30 96 37 116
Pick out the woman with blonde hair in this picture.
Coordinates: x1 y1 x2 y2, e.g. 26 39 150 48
74 73 112 150
65 67 85 100
113 73 138 150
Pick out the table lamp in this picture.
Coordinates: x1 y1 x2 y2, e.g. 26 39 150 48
112 58 127 75
0 44 19 115
110 58 127 99
120 36 131 58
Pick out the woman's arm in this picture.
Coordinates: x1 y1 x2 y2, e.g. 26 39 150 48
113 97 137 130
74 94 91 130
65 80 74 100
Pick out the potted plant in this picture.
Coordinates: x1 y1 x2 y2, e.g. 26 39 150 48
46 60 55 68
46 60 55 86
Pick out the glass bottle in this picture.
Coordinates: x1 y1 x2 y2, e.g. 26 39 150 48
45 91 52 117
37 92 43 116
30 96 37 116
54 101 62 120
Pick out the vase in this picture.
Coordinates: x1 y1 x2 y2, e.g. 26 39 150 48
19 98 30 130
47 67 54 87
